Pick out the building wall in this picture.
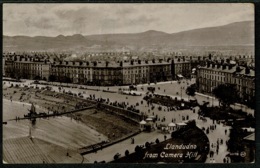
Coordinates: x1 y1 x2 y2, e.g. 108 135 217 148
122 61 171 85
196 64 255 104
4 58 174 86
234 75 255 103
93 67 123 86
172 59 191 79
4 60 14 78
50 62 93 84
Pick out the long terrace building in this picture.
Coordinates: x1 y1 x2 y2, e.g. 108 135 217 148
50 60 172 85
4 56 50 80
196 63 255 107
4 56 191 86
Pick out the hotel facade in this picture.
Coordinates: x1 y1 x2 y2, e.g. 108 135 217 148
3 55 188 86
196 63 255 107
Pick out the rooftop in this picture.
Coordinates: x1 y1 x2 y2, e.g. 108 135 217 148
52 60 171 68
199 64 238 73
237 68 255 77
243 133 255 141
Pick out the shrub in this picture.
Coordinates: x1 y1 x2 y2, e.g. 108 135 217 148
171 131 180 138
114 153 120 160
155 138 160 144
186 120 196 128
145 142 151 149
135 145 142 153
158 106 162 111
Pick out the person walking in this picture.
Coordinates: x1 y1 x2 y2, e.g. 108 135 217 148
226 157 230 163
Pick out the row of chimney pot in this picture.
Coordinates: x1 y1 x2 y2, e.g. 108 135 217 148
205 63 251 74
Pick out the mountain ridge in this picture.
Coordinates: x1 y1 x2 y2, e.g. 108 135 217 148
3 20 254 52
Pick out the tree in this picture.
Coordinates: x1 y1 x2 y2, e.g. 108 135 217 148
155 138 160 144
212 84 238 108
48 75 56 82
145 142 151 149
64 76 72 84
135 145 142 153
125 150 129 157
186 84 196 100
34 75 41 80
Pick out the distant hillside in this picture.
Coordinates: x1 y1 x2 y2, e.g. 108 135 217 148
168 21 254 46
3 21 254 52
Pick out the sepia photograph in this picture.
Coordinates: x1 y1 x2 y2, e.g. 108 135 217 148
2 3 255 164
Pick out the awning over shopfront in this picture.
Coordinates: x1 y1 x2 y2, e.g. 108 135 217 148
168 122 176 127
177 74 184 78
146 118 153 121
139 120 147 125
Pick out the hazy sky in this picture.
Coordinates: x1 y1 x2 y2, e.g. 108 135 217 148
3 3 254 37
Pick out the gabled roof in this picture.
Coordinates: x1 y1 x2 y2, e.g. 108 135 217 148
139 120 147 124
237 68 255 77
168 122 176 127
243 133 255 141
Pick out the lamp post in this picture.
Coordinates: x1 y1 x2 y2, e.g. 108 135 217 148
245 99 247 113
212 96 213 107
180 86 184 100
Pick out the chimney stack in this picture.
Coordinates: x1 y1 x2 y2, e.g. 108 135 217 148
207 62 210 68
93 61 97 66
236 66 240 72
221 59 224 65
245 67 250 74
222 64 226 70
